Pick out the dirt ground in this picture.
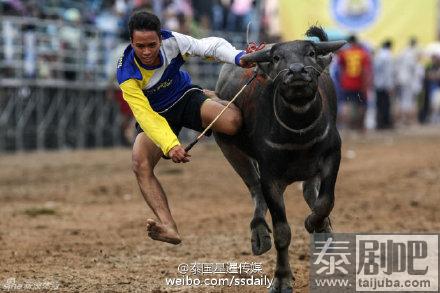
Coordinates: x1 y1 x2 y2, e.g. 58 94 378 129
0 126 439 292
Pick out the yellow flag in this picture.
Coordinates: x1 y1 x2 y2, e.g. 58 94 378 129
279 0 437 51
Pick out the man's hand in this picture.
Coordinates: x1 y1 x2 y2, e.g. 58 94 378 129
239 58 255 68
240 42 265 68
168 145 191 163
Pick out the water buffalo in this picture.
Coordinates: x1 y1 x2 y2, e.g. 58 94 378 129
214 27 346 292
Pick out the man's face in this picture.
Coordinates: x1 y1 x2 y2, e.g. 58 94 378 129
131 30 161 66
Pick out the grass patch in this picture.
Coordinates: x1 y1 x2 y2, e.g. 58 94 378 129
24 207 57 217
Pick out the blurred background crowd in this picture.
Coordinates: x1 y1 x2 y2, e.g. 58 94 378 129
1 0 279 81
332 34 438 131
0 0 439 151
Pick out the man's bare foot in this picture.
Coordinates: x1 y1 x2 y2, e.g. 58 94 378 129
146 218 181 245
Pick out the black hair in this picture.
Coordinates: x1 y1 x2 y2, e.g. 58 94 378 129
128 11 161 40
348 35 357 43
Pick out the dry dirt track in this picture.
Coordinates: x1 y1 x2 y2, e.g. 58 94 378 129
0 126 439 292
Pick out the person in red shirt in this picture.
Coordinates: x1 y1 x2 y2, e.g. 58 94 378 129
337 35 372 130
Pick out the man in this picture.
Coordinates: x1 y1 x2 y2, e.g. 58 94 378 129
395 37 424 125
374 39 395 129
421 54 440 123
116 11 252 245
337 35 372 131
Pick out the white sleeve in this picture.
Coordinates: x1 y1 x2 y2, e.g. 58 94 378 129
171 31 245 65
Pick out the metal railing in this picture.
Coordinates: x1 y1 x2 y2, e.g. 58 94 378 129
0 16 248 151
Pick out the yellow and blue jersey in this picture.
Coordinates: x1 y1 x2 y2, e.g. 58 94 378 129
116 30 244 155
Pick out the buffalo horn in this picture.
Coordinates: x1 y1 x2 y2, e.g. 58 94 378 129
315 41 347 54
240 44 274 63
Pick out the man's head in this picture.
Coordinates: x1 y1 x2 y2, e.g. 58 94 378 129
348 35 358 44
382 39 393 50
128 11 162 66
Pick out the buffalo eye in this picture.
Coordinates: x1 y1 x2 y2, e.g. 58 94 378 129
273 55 281 62
308 50 315 57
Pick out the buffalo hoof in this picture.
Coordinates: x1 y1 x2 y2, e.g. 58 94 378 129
305 216 332 233
268 276 293 293
251 221 272 255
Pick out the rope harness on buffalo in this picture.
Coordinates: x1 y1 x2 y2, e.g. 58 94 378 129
266 65 323 83
259 58 326 135
272 87 322 135
183 42 266 153
171 39 328 155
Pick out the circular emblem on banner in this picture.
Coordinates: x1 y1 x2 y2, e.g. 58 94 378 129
330 0 380 31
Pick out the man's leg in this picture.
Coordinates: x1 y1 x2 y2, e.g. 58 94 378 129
357 103 367 131
376 90 384 129
132 133 181 244
200 90 242 135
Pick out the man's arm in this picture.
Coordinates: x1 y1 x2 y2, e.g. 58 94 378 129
172 31 246 66
119 79 180 156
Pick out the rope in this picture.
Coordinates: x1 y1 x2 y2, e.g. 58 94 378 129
245 42 266 54
184 73 257 152
183 28 268 153
304 65 323 75
272 86 323 135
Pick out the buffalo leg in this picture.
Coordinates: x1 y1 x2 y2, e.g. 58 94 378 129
305 150 340 233
303 176 331 233
215 135 271 255
260 177 292 293
302 176 320 210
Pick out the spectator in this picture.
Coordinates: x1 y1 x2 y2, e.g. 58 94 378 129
262 0 280 40
192 0 213 30
337 35 372 131
85 30 100 80
421 55 440 123
1 0 26 15
227 0 253 32
374 39 395 129
23 24 37 78
2 19 16 77
37 48 53 79
59 8 82 80
395 37 424 125
133 0 162 17
212 0 231 31
95 2 120 80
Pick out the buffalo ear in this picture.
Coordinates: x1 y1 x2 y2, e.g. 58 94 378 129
317 53 333 69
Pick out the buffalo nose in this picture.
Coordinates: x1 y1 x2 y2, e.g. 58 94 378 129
289 63 306 74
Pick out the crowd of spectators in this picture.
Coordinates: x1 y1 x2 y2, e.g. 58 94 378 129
1 0 274 82
0 0 266 37
2 1 439 128
332 35 440 130
1 0 275 145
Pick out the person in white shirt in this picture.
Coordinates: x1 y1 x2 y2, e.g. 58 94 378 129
374 39 395 129
395 38 424 125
